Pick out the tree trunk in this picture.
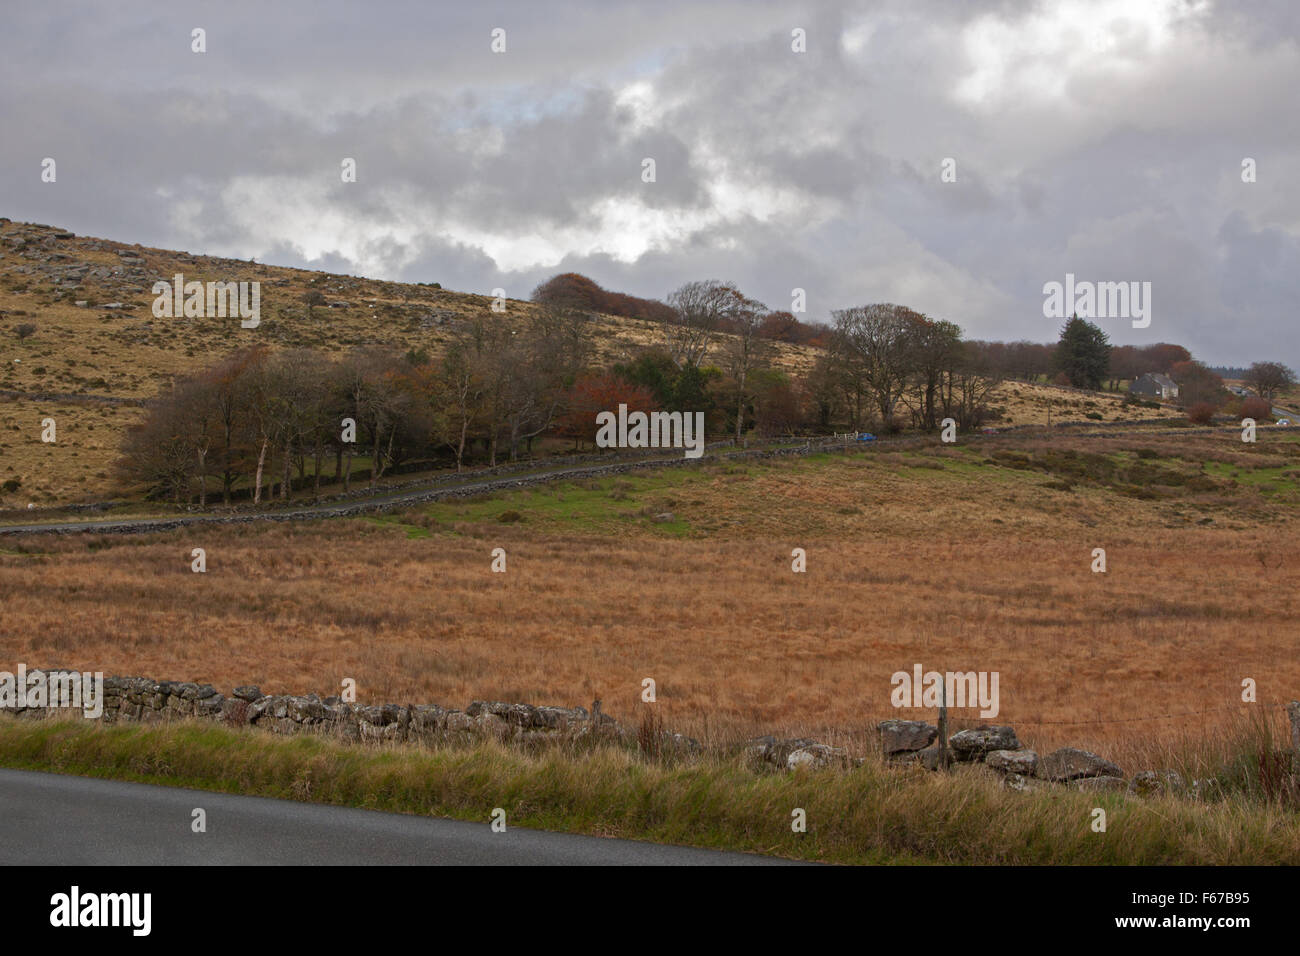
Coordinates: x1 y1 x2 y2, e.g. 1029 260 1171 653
734 369 746 444
370 427 381 488
313 441 322 499
197 449 207 509
253 437 269 505
281 439 292 500
455 418 468 473
344 445 353 492
382 429 396 480
222 422 233 505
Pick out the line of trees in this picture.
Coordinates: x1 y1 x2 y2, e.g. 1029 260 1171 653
1041 316 1294 415
808 304 1001 432
121 306 592 504
122 279 1010 504
133 276 1285 505
964 333 1198 391
532 272 830 347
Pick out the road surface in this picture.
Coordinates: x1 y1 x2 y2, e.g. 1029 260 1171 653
0 769 800 865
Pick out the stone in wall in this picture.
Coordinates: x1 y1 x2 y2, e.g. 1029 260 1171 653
1036 747 1123 782
949 726 1021 761
877 720 937 755
985 749 1039 776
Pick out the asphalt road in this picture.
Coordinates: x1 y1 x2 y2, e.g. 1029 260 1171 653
0 769 800 865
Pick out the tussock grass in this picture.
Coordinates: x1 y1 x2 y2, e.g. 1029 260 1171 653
3 437 1299 767
3 718 1298 864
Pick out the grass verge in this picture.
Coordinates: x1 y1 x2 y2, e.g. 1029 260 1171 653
2 718 1298 865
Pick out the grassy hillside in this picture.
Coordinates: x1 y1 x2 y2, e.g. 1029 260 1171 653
0 217 1179 506
0 219 827 397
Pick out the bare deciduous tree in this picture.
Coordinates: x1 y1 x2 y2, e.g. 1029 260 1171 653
719 291 770 443
828 303 925 429
664 279 736 369
1244 361 1296 401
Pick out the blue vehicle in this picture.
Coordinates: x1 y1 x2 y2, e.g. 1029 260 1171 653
856 432 876 442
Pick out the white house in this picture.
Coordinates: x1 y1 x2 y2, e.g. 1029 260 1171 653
1129 372 1179 400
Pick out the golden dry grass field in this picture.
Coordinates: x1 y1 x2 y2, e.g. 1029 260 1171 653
2 429 1296 771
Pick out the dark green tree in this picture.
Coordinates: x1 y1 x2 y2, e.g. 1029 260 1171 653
1053 315 1110 390
614 349 678 407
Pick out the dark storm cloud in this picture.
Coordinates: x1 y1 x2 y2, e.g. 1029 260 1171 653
0 0 1296 366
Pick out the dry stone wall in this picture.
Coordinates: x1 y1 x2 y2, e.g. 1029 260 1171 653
6 670 1299 793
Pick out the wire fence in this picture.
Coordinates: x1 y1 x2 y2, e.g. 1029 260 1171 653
1008 699 1295 728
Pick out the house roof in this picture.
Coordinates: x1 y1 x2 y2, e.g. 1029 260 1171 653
1141 373 1178 388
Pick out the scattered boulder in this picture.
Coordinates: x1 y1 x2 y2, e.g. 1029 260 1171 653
892 744 945 771
764 737 816 767
877 719 937 754
1189 778 1222 802
1037 747 1123 782
1067 776 1126 793
661 732 704 758
786 743 849 771
986 749 1039 776
744 735 777 770
1003 773 1042 793
747 736 844 772
1128 769 1186 797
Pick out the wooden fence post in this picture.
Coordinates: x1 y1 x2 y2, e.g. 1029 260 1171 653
1288 700 1300 760
937 679 949 771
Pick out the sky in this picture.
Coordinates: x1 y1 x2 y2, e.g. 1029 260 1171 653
2 0 1297 368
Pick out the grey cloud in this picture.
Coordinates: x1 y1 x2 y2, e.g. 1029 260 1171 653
0 0 1296 368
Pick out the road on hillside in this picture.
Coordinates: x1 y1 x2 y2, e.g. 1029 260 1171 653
0 441 845 537
0 452 703 536
0 769 801 865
